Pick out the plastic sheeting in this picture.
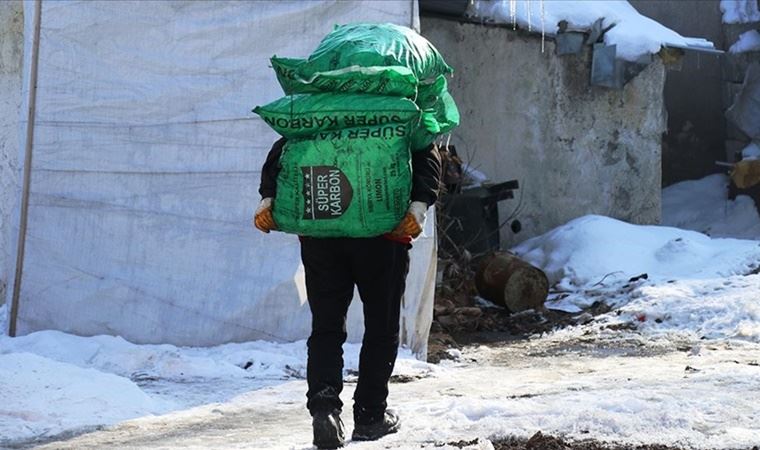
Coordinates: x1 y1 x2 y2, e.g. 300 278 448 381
8 0 434 359
0 1 24 306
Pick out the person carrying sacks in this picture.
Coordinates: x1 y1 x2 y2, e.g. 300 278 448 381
251 23 458 449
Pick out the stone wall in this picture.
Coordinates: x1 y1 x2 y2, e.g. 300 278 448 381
0 1 23 306
421 17 666 248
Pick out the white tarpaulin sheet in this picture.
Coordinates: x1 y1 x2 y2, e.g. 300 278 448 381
0 1 23 306
8 0 435 358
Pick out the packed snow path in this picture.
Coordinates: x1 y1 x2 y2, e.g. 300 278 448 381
17 325 760 450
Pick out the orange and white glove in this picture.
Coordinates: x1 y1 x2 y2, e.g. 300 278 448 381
390 201 427 238
253 197 277 233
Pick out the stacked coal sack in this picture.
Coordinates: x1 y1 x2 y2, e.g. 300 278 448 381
254 23 459 237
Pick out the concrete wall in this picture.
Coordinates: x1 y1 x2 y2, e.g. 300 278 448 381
0 1 23 306
629 0 727 185
421 17 666 248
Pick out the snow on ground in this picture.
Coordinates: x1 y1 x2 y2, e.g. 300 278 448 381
0 323 433 445
22 336 760 450
467 0 714 61
729 29 760 53
612 274 760 341
0 352 170 444
721 0 760 24
662 173 760 240
550 273 760 343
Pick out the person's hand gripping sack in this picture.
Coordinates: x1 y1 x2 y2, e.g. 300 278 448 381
391 201 427 238
253 197 277 233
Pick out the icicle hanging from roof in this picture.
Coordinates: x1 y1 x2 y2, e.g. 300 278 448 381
540 0 545 53
525 0 532 32
509 0 517 30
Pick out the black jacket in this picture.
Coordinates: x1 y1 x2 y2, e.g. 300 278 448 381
259 137 442 207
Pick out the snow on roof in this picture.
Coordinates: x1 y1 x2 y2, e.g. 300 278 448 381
466 0 715 62
721 0 760 24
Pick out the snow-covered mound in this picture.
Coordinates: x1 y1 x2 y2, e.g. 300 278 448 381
512 215 760 289
0 330 298 381
729 29 760 53
721 0 760 24
0 329 432 384
467 0 714 61
0 326 436 444
614 274 760 342
662 173 760 240
0 352 170 443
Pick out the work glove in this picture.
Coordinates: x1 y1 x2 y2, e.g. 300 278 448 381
390 201 427 238
253 197 277 233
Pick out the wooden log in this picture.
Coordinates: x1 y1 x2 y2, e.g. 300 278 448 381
475 252 549 313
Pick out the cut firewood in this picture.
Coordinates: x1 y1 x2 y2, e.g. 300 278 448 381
475 252 549 313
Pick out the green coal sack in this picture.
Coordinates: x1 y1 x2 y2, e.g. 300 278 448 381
253 93 421 139
410 76 460 149
272 124 413 237
272 57 419 97
254 22 460 238
306 23 453 82
272 23 452 96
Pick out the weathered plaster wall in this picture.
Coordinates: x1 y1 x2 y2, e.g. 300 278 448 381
0 1 23 306
630 0 726 185
421 17 666 248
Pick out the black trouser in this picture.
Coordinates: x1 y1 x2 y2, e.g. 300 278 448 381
300 236 410 424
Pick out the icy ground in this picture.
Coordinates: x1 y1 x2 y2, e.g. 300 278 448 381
2 174 760 449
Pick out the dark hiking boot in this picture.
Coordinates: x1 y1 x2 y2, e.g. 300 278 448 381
312 409 345 449
351 409 400 441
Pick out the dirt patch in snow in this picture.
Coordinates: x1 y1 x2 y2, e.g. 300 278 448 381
450 432 759 450
491 431 682 449
427 295 614 363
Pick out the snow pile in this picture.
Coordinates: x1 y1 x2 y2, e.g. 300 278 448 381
512 215 760 289
662 173 760 240
0 329 434 445
721 0 760 24
729 29 760 53
2 330 293 381
611 274 760 342
0 330 433 384
0 352 171 443
515 180 760 334
744 141 760 159
467 0 714 61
